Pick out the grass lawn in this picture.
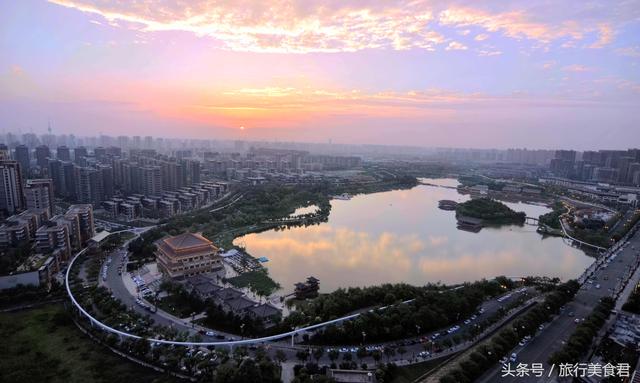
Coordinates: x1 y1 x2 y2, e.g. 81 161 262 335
226 270 280 296
0 304 177 383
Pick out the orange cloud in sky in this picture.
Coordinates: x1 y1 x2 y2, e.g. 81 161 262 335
589 23 614 48
49 0 618 53
49 0 442 53
438 7 612 45
127 83 620 132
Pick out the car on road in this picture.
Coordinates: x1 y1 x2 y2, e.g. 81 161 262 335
595 284 601 289
510 353 517 362
447 325 460 333
568 311 575 317
464 319 471 325
205 331 215 337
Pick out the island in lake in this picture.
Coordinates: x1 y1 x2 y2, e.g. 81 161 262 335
455 198 527 230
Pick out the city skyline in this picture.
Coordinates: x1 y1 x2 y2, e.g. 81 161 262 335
1 0 640 150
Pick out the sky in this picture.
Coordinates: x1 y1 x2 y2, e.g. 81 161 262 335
1 0 639 150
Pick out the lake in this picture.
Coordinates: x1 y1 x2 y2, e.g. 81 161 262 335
234 179 593 293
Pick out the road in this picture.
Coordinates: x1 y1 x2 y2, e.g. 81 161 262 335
478 227 640 383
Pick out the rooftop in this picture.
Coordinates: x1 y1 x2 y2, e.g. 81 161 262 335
225 296 256 311
247 303 281 318
162 232 215 250
215 287 243 301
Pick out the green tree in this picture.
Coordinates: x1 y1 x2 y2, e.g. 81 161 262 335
313 347 324 362
296 350 309 363
274 349 287 365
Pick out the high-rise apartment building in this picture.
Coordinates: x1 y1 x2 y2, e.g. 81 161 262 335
14 144 30 176
98 164 114 199
74 146 88 165
0 144 9 160
48 160 65 198
56 146 71 161
94 147 107 163
0 160 25 214
63 161 76 199
141 166 162 196
66 204 95 243
74 167 104 205
35 145 51 169
24 179 54 217
35 220 72 260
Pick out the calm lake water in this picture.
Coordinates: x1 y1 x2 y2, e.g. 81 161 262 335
235 179 593 293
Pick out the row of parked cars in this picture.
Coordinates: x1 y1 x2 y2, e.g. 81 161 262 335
135 298 152 311
132 275 154 298
325 344 385 354
117 252 127 276
497 287 528 303
101 258 110 282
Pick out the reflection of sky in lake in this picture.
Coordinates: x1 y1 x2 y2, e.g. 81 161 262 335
235 179 593 293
